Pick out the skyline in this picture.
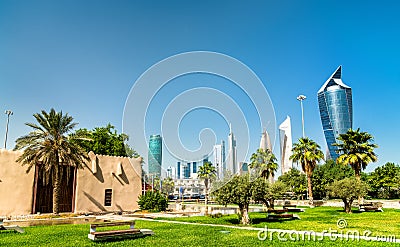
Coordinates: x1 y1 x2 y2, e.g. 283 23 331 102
1 1 399 173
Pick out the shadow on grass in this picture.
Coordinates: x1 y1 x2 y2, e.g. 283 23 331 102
89 234 150 243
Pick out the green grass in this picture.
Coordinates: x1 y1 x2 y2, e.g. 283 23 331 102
0 207 398 246
157 206 400 237
0 220 398 247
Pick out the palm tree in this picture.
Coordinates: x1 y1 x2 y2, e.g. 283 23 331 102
333 128 378 181
249 148 278 182
290 138 324 206
14 109 89 214
197 161 216 214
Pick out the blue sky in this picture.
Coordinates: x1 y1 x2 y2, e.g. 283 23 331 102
1 0 399 174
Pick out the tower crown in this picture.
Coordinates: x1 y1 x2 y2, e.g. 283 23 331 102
318 65 351 93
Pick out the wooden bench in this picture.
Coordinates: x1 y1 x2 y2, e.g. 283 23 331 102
282 205 305 212
88 221 154 241
0 219 24 233
267 214 301 220
267 208 288 214
359 203 383 212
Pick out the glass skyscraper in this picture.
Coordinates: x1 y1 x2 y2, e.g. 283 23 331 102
148 134 162 177
318 66 352 160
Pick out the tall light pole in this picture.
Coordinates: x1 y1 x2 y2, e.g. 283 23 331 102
4 110 13 149
297 95 306 138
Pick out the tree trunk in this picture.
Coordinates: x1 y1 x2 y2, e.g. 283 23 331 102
343 199 353 213
239 205 250 225
355 169 363 204
268 198 275 209
307 174 313 206
53 166 60 215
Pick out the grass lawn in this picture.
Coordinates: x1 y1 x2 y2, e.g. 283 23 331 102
0 220 398 247
0 206 398 246
157 206 400 238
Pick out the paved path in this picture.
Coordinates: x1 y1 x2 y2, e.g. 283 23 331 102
97 215 400 243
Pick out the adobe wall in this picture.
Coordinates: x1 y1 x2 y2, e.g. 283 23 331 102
0 149 35 216
74 152 142 213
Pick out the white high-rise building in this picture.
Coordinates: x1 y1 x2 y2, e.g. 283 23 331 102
259 128 274 183
279 116 293 175
227 124 237 175
213 141 226 179
259 128 272 152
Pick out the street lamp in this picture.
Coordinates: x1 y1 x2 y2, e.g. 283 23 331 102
297 95 306 138
4 110 13 149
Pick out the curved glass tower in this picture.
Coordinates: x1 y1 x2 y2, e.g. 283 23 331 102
318 66 352 161
148 134 162 177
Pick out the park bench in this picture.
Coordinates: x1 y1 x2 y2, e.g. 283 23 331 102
266 208 301 220
359 203 383 212
267 208 288 214
282 204 305 212
0 219 24 233
87 221 154 241
267 213 301 220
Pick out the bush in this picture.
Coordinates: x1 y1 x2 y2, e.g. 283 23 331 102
138 191 168 212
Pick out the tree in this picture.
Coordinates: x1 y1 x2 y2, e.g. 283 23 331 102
252 178 287 209
311 160 354 200
14 109 89 214
249 148 278 181
197 161 216 213
138 190 168 212
278 168 307 199
290 137 324 206
212 174 252 225
73 124 139 158
334 128 378 181
368 162 400 199
327 177 368 213
152 176 175 196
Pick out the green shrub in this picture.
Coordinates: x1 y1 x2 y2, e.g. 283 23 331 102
138 191 168 211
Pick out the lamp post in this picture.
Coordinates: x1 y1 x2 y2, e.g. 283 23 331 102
297 95 306 138
4 110 13 149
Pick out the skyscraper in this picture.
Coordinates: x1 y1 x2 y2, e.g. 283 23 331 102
177 161 181 179
213 140 226 179
318 66 352 160
279 116 293 175
184 163 191 178
148 134 162 177
259 128 274 183
226 124 237 174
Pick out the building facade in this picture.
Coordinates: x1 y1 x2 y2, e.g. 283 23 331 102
226 124 237 174
279 116 293 175
213 141 226 179
0 149 142 216
318 66 353 160
173 178 205 198
148 134 162 177
259 128 274 183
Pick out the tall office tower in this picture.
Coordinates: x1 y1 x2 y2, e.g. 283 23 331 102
259 128 274 183
318 66 352 161
192 161 197 174
148 134 162 177
279 116 293 175
227 124 237 175
184 163 191 179
213 140 226 179
177 161 181 179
